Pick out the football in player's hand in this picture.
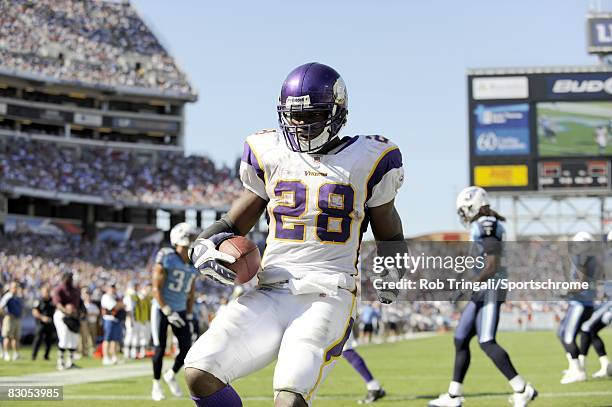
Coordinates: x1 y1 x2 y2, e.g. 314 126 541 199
218 236 261 284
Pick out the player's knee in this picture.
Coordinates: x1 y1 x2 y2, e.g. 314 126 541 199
184 367 225 397
454 336 469 351
274 390 307 407
561 333 575 345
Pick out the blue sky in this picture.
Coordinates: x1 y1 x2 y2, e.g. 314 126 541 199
132 0 604 237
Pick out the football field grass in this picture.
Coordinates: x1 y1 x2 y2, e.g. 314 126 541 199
2 330 612 406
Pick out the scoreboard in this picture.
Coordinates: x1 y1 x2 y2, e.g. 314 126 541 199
468 66 612 193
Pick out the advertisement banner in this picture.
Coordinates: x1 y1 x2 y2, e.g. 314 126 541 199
472 76 529 100
4 215 82 235
74 112 103 127
546 73 612 101
587 15 612 53
473 103 530 156
474 164 529 187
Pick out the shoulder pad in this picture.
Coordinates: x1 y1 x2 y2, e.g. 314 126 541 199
155 247 175 265
246 129 281 149
360 135 399 153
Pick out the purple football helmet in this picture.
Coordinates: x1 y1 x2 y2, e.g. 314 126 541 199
277 62 348 153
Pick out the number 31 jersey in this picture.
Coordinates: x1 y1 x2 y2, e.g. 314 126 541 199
153 247 198 312
240 130 404 284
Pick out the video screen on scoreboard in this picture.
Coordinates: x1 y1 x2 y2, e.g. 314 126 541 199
537 101 612 157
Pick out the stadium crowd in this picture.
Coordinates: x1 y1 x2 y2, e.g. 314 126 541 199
0 231 232 363
0 0 193 94
0 138 242 207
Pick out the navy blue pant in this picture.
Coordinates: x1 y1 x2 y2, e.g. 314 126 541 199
558 302 593 359
151 309 192 380
579 302 609 357
452 300 518 383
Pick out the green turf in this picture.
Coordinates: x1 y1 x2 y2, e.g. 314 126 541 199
0 349 134 376
2 330 612 406
537 102 612 157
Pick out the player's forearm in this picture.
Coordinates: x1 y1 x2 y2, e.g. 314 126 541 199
196 190 266 240
370 202 408 277
196 217 240 240
152 288 167 309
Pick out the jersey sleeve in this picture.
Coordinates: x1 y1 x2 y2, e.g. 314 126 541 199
154 248 174 269
366 146 404 208
240 140 268 200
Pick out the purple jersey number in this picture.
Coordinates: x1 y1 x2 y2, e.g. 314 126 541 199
316 183 354 243
272 181 354 243
273 180 307 241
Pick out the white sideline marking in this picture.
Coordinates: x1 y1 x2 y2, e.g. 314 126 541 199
0 362 152 386
63 390 612 401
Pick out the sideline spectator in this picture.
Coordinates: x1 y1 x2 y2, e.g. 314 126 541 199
101 283 122 365
79 288 98 358
52 272 82 370
31 285 56 361
0 281 24 361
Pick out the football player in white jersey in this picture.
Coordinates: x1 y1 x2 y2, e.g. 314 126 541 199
184 62 405 407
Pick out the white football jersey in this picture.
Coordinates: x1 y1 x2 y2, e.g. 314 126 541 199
240 130 404 284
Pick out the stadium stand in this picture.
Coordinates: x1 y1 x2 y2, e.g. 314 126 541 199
0 0 193 95
0 135 242 208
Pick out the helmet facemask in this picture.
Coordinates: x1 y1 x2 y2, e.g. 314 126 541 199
278 102 347 153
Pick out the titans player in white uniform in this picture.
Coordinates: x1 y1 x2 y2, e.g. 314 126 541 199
151 223 198 401
184 63 406 407
429 187 536 407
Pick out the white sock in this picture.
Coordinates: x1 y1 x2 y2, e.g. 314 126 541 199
600 355 610 369
509 375 526 393
153 379 161 388
569 358 581 372
565 352 573 367
578 354 586 369
366 379 380 391
165 369 175 378
448 381 463 396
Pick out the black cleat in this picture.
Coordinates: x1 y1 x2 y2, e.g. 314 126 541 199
358 388 386 404
65 363 82 369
